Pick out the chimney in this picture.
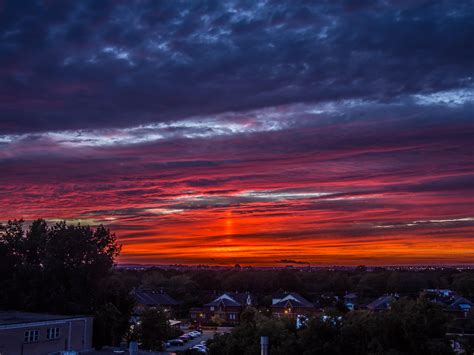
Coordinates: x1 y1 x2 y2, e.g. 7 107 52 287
261 336 269 355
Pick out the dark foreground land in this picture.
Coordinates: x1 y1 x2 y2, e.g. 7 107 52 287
1 219 474 354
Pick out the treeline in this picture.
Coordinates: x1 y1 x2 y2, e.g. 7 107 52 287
0 219 134 348
2 218 474 351
117 266 474 313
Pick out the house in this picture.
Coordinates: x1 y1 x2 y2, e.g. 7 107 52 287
132 288 180 317
422 289 457 305
319 292 338 308
271 292 315 316
0 311 93 355
446 296 473 319
424 289 456 299
169 319 182 331
366 295 396 311
344 292 358 311
421 289 473 319
200 292 254 324
189 307 207 323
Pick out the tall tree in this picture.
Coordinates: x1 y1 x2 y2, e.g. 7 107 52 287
138 308 172 351
0 219 131 348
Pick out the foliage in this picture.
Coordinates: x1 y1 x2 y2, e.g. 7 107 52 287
94 303 123 347
452 273 474 299
211 311 227 326
338 299 453 354
0 219 132 348
116 264 474 306
461 309 474 353
208 307 298 355
136 308 174 351
208 300 454 355
2 219 469 353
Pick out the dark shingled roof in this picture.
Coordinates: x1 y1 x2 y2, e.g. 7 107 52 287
133 290 179 306
271 292 314 308
447 297 474 311
367 295 395 311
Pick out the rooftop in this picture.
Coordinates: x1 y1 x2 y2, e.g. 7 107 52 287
0 311 88 326
133 289 180 306
271 292 314 308
205 292 253 307
447 296 474 311
366 295 396 311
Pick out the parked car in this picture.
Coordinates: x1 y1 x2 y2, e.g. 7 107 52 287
192 344 207 353
166 339 184 347
179 334 192 342
188 331 201 338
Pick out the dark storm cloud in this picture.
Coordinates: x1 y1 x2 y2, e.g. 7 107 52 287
1 0 473 265
1 0 473 134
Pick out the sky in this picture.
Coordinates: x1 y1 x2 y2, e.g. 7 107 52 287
0 0 473 266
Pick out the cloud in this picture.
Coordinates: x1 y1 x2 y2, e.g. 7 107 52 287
0 1 473 135
0 0 473 265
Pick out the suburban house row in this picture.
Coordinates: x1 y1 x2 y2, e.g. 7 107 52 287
132 287 474 326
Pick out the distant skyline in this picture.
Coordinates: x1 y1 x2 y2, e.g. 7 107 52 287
1 1 473 266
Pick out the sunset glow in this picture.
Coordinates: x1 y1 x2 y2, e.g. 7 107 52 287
1 1 473 266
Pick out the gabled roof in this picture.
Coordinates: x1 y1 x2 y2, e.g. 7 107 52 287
367 295 395 311
205 292 253 307
228 292 253 305
271 292 314 308
422 289 457 305
447 297 474 311
133 290 179 306
424 289 455 297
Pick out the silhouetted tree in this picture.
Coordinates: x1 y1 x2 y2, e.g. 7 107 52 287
452 273 474 299
137 308 172 351
0 219 131 348
208 300 453 355
299 317 341 355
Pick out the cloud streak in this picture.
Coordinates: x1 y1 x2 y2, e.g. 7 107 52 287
0 0 473 265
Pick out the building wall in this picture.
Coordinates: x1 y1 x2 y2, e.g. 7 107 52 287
202 305 244 324
0 317 93 355
190 308 206 321
134 304 178 318
446 309 470 319
272 306 315 317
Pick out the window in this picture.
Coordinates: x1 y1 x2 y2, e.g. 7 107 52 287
47 327 60 340
24 330 39 343
210 306 215 311
229 313 236 320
